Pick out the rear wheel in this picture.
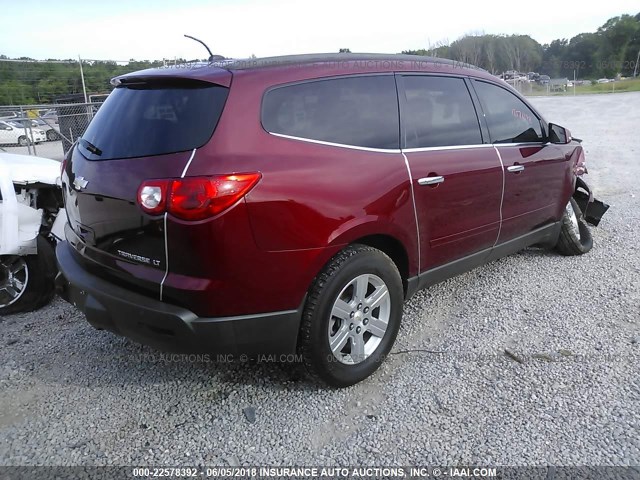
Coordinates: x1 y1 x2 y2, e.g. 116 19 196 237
298 244 403 387
0 236 57 314
46 130 59 141
555 198 593 255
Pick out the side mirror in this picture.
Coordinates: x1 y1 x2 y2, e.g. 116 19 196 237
548 123 571 144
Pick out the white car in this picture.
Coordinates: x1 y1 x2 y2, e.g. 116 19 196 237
9 118 60 141
0 120 47 146
0 153 66 313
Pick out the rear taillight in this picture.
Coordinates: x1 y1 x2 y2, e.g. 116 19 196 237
138 179 171 215
137 173 261 221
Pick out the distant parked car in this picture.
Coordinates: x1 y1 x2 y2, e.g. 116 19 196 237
8 118 60 141
0 110 18 121
550 78 569 92
597 78 611 84
35 118 61 139
538 75 551 85
41 110 59 125
0 121 46 146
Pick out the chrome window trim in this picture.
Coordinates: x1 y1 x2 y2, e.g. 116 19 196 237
494 142 551 147
268 132 401 153
268 133 552 153
402 143 493 153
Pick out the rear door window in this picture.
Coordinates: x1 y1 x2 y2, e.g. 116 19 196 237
262 75 400 149
473 80 543 144
400 75 483 148
79 81 229 160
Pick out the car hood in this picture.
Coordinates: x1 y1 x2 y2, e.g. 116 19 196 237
0 152 60 185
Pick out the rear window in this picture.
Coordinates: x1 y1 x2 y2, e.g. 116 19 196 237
262 75 400 150
79 81 228 160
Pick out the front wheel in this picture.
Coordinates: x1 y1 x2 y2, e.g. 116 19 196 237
555 198 593 256
298 244 403 387
17 136 29 146
0 236 57 314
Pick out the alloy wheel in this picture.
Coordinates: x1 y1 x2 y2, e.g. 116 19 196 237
327 273 391 365
566 201 581 241
0 256 29 307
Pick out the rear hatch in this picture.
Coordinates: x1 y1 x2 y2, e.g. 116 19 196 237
62 68 230 298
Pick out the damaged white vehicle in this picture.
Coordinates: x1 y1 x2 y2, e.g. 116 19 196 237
0 153 66 314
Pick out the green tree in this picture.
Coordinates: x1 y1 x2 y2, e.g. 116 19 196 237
564 33 599 78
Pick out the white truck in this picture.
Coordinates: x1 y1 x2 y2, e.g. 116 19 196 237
0 153 66 314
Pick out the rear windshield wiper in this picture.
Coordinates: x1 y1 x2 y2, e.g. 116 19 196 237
79 138 102 156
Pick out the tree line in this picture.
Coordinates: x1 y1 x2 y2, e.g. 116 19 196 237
403 13 640 78
0 58 166 105
1 12 639 105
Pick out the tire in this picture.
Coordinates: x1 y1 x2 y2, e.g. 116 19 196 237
46 130 59 141
0 236 57 315
298 244 403 387
555 198 593 256
17 136 29 146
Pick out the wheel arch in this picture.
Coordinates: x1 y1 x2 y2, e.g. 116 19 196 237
349 234 410 297
294 220 418 314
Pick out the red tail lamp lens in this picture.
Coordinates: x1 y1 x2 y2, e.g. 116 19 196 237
138 173 261 220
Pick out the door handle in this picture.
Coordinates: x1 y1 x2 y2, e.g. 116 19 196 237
418 176 445 186
507 165 525 173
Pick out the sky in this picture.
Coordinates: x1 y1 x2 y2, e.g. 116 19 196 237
2 0 638 61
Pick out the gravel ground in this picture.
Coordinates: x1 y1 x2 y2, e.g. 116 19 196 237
1 92 639 467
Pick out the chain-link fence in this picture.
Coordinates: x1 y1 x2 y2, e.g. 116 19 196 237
0 99 105 160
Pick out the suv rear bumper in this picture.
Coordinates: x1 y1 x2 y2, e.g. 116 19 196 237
55 241 302 355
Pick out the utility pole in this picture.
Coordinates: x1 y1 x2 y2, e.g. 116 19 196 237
634 48 640 78
78 55 88 103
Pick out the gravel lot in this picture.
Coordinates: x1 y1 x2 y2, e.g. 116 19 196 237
1 92 639 467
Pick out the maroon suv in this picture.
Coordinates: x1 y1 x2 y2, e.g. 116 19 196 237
56 54 608 387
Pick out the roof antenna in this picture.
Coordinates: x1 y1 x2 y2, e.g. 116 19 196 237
183 34 224 62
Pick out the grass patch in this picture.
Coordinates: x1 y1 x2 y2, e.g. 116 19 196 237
524 77 640 96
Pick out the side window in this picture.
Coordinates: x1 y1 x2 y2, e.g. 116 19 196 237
401 76 482 148
262 75 399 149
473 80 543 143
